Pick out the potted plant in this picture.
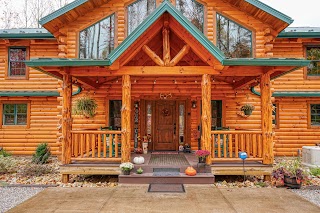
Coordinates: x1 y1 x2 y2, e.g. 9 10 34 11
73 96 97 118
272 158 307 189
195 150 210 163
241 103 255 115
119 162 134 175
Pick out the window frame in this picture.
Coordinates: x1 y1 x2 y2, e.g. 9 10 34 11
216 13 253 58
78 13 116 59
272 102 279 129
304 45 320 79
0 101 31 128
308 102 320 129
108 100 122 130
6 47 29 80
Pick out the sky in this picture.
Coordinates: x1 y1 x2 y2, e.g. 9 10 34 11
2 0 320 27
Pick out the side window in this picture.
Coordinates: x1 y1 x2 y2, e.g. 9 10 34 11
176 0 204 32
212 100 222 128
79 14 115 59
8 47 27 78
2 103 28 126
109 100 122 130
306 46 320 76
310 104 320 127
216 13 252 58
127 0 156 35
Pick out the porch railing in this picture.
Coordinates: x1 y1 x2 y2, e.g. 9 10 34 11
211 130 263 162
70 130 122 162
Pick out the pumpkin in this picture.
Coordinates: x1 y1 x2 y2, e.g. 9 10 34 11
133 156 145 164
185 166 197 176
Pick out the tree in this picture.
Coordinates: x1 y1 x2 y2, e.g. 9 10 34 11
0 0 20 29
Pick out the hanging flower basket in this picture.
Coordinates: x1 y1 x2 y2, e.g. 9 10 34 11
241 104 255 116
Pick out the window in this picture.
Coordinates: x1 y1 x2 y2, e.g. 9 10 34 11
310 104 320 126
306 46 320 76
212 100 222 128
109 100 122 130
272 103 278 128
8 47 27 77
79 14 115 59
127 0 156 35
176 0 204 32
217 14 252 58
2 103 28 125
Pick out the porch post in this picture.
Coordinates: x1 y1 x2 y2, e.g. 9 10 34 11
61 72 72 183
201 74 212 164
121 75 131 162
260 73 273 165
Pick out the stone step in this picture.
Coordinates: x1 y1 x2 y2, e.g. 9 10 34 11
119 172 215 184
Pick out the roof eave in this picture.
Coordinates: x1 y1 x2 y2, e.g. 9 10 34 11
0 33 55 39
277 32 320 38
26 59 111 67
222 59 310 66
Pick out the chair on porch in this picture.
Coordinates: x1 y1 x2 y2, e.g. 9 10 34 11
100 126 121 157
212 126 230 157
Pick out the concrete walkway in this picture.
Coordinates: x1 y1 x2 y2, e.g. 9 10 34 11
8 185 320 213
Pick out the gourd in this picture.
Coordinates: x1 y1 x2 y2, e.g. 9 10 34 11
185 166 197 176
133 156 145 164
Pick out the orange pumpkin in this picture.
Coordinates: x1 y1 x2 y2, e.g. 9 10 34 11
185 166 197 176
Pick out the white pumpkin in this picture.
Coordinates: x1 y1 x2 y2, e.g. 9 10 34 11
133 156 145 164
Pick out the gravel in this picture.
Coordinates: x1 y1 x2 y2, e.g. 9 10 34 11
0 187 45 213
291 187 320 207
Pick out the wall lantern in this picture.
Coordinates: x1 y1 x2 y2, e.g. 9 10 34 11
191 101 197 109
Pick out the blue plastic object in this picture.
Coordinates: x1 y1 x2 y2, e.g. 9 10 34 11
239 152 247 160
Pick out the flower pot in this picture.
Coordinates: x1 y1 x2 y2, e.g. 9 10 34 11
284 175 302 189
198 157 206 163
243 109 252 115
122 170 131 175
142 142 148 154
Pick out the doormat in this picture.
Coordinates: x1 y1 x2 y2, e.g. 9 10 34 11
149 154 189 166
153 168 180 176
151 151 179 154
148 183 185 193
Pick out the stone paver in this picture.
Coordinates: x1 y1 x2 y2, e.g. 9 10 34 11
7 185 320 213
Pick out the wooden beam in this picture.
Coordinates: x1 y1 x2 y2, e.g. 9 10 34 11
233 76 257 90
142 45 165 66
260 72 273 165
75 76 99 89
163 16 171 65
169 45 190 66
121 75 131 163
61 71 72 183
201 74 212 164
70 66 220 76
220 67 264 76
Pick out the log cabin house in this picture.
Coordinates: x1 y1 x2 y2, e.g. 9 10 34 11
1 0 319 182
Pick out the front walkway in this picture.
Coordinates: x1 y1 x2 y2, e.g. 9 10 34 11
8 185 320 213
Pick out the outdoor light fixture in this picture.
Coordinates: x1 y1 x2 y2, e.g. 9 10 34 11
191 101 197 109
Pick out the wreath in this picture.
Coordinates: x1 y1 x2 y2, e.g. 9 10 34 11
162 108 170 116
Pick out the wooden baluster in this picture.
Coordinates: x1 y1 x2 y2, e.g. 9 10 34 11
217 134 221 158
252 134 257 158
103 134 107 158
80 134 84 158
109 134 113 158
246 134 250 155
86 134 90 156
98 134 101 158
258 134 262 158
223 134 227 158
92 134 95 158
228 134 232 158
235 134 239 157
73 134 78 157
211 136 215 161
240 134 244 151
115 134 119 158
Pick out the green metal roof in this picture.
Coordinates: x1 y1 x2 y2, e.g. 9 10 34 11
39 0 88 26
26 58 111 67
0 28 54 39
245 0 293 24
278 27 320 38
0 91 59 97
222 58 310 66
251 87 320 97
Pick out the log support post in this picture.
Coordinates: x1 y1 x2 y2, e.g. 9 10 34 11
61 72 72 183
260 73 273 165
121 75 131 163
201 74 212 164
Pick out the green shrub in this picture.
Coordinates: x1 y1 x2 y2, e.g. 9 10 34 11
0 148 11 157
32 143 51 164
18 164 54 177
310 167 320 177
0 156 16 174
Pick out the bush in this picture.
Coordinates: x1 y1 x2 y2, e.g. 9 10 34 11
18 164 54 177
310 167 320 177
0 156 16 174
0 148 11 157
32 143 51 164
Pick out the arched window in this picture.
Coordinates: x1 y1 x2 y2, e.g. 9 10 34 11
176 0 204 32
217 14 252 58
127 0 156 35
79 14 115 59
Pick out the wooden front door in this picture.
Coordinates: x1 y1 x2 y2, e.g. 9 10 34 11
154 100 177 150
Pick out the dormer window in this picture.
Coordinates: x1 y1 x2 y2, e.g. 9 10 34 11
79 14 115 59
176 0 204 32
127 0 156 35
217 14 252 58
